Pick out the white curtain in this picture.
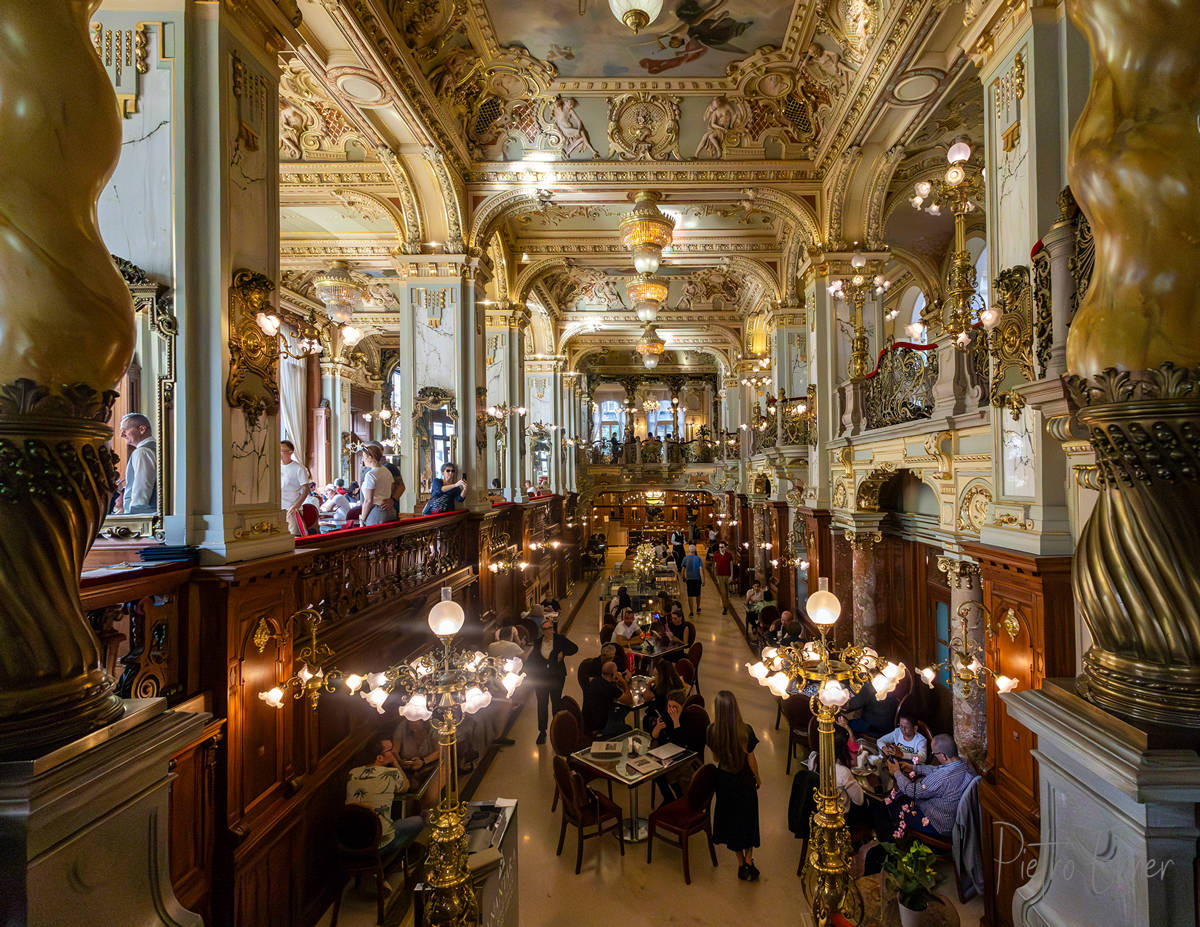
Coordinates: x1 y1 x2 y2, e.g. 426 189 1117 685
279 334 307 461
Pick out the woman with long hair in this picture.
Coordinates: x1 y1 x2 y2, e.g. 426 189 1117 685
707 689 762 880
358 445 395 526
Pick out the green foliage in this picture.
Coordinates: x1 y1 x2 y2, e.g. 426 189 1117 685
881 841 942 911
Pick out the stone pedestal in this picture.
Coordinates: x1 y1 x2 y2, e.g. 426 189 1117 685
1003 682 1200 927
0 699 206 926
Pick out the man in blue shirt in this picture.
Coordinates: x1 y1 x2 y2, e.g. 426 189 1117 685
680 543 704 617
888 733 974 839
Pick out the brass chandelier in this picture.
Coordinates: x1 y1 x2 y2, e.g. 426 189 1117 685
910 141 986 349
626 274 670 322
635 324 667 369
620 192 674 275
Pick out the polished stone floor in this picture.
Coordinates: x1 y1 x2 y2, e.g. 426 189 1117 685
321 541 985 926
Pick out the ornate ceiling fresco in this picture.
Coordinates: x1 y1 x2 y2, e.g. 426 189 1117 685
274 0 989 378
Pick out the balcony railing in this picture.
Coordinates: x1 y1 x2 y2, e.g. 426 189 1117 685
863 341 938 429
579 435 730 468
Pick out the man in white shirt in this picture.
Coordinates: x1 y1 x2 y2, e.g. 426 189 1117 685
345 738 425 851
319 484 351 526
118 413 157 515
280 440 310 536
876 712 929 764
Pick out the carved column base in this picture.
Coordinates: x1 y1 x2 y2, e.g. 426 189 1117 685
0 391 126 759
1066 363 1200 729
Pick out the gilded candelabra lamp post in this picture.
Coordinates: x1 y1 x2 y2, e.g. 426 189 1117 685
909 140 985 349
828 254 891 380
258 591 526 925
747 588 906 927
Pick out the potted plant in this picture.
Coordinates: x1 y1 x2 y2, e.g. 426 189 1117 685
881 841 942 926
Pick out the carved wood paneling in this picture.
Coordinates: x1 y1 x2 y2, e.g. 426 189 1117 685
961 542 1074 927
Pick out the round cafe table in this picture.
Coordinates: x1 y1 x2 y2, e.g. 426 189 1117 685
854 874 960 927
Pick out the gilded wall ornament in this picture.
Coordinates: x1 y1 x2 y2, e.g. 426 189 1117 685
956 482 992 532
607 92 681 161
226 270 280 428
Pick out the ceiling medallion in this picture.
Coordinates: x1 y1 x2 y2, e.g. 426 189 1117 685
619 191 675 274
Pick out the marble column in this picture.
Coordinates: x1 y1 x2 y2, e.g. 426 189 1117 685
938 555 986 760
847 528 882 647
805 261 836 506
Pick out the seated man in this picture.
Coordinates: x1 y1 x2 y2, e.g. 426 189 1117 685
876 711 928 765
887 733 974 840
487 625 529 664
393 717 440 774
600 642 629 677
844 679 902 736
345 737 425 851
582 660 633 738
611 608 644 647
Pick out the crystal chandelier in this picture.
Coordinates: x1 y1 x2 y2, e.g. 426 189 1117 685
626 273 669 322
910 140 987 349
635 324 666 369
608 0 663 34
620 192 674 274
641 397 658 412
312 260 364 324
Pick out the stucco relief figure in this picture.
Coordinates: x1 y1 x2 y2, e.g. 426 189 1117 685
677 277 705 310
803 42 854 94
695 95 738 158
279 101 310 160
429 46 477 98
551 96 597 158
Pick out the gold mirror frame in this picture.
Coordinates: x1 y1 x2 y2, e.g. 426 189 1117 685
99 256 176 541
412 386 458 492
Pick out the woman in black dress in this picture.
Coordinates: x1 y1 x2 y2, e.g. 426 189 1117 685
525 615 579 745
707 689 762 880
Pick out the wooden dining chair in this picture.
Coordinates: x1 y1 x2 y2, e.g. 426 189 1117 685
553 755 625 874
646 763 719 884
559 695 585 737
675 657 695 690
781 695 814 775
328 805 415 927
686 642 704 692
681 704 710 756
682 692 705 711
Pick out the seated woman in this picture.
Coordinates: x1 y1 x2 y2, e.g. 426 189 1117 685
644 660 686 730
608 585 632 621
806 732 866 826
663 607 695 648
650 689 699 803
422 462 466 515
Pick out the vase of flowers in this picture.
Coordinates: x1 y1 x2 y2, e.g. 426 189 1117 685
881 841 942 926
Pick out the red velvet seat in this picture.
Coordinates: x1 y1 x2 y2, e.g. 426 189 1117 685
646 763 718 884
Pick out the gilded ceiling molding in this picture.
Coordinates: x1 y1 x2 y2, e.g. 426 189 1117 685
467 188 554 254
513 258 569 306
487 238 510 301
723 257 781 307
339 0 469 168
375 146 424 253
814 0 930 170
329 187 410 251
824 144 863 247
863 144 906 248
421 145 467 252
738 188 822 304
467 166 821 184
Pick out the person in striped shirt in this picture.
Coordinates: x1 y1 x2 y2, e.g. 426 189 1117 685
887 733 974 839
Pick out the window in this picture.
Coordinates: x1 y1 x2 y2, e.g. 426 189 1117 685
653 400 677 439
597 399 623 441
973 243 989 312
431 416 455 474
932 598 951 688
909 293 928 344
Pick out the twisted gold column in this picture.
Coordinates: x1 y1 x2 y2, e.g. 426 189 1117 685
1065 0 1200 727
0 0 134 756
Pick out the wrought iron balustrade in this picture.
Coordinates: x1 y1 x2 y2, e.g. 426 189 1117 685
863 341 938 429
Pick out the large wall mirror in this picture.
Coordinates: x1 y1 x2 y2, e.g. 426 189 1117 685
413 387 458 494
100 257 176 541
